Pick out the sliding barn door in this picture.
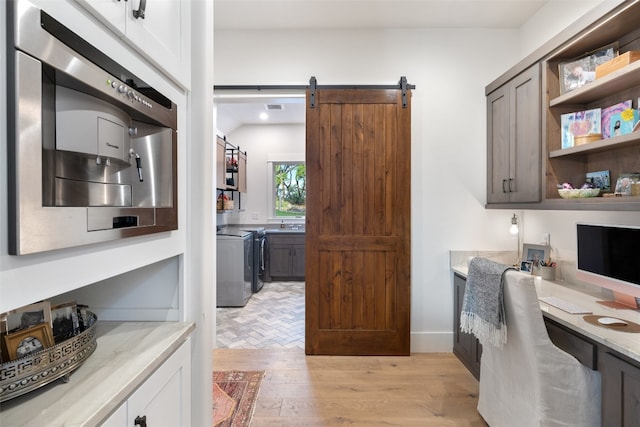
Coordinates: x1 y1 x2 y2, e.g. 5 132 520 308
305 87 411 355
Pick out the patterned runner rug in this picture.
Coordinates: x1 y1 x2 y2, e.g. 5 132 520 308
213 370 264 426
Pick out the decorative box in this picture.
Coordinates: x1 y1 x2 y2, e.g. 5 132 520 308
595 51 640 79
574 133 601 145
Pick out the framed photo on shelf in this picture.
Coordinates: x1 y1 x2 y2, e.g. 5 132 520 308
3 323 54 361
586 170 611 192
558 43 617 94
522 243 551 266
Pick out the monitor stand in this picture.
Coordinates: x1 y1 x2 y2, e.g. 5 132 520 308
597 291 639 310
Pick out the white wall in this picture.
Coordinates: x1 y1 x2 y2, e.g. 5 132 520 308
518 0 604 59
215 28 525 351
215 4 640 352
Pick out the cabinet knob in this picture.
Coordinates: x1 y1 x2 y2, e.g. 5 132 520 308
134 415 147 427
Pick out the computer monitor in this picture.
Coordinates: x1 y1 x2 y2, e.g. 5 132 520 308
576 223 640 309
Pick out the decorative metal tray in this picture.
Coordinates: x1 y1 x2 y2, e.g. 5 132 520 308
0 312 97 402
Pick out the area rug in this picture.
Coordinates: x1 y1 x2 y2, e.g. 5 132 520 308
213 370 264 427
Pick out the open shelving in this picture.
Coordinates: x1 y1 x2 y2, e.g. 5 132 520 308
540 1 640 210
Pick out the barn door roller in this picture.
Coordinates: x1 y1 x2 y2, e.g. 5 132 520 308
308 76 414 109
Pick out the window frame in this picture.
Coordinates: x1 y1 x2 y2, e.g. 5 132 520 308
267 157 306 222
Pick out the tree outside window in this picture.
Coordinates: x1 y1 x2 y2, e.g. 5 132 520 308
274 162 306 217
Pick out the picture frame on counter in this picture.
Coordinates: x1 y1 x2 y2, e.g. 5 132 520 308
3 301 51 334
522 244 551 267
3 323 54 361
520 261 533 273
51 301 80 343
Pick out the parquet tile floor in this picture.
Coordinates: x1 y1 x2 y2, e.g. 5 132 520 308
216 281 305 349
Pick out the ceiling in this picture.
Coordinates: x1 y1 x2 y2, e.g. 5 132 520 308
214 0 549 135
214 0 549 31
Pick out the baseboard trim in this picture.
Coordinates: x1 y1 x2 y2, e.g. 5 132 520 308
410 331 453 353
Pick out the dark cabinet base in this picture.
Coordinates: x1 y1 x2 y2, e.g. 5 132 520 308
453 273 481 380
453 273 640 426
265 234 305 281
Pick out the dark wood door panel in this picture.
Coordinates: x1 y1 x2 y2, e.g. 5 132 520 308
306 87 411 356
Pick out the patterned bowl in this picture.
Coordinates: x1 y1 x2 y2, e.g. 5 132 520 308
558 188 600 199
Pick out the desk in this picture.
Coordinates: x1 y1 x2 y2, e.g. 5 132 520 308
451 267 640 427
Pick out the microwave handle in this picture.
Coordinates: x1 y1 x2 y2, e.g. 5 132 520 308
133 0 146 19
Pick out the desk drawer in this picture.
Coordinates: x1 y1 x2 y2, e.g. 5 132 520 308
545 319 597 370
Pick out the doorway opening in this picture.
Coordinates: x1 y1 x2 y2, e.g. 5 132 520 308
215 88 307 350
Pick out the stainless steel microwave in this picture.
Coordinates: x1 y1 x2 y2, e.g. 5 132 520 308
7 0 178 255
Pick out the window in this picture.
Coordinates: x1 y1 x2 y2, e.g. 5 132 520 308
272 162 306 217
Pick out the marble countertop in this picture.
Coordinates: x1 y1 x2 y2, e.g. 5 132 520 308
0 320 195 426
450 252 640 364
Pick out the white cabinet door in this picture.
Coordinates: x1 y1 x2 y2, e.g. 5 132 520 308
101 402 128 427
124 0 190 87
127 340 192 427
74 0 190 87
75 0 126 34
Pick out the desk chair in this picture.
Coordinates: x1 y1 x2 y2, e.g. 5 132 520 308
478 270 601 427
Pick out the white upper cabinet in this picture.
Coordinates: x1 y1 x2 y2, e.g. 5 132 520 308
74 0 191 88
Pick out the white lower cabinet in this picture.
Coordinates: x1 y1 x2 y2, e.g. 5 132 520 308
102 404 127 427
102 340 191 427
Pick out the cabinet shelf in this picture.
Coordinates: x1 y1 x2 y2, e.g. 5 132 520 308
549 60 640 107
549 132 640 158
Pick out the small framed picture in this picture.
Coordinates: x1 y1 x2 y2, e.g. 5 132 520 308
614 173 640 196
51 301 80 343
522 243 551 267
586 170 611 192
3 323 54 361
3 301 52 334
520 261 533 273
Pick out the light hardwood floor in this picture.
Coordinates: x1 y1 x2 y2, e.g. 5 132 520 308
214 348 488 426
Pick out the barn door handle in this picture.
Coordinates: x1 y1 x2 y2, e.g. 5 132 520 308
133 0 146 19
134 415 147 427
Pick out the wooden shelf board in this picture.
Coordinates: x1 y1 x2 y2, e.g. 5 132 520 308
487 197 640 211
549 60 640 107
549 132 640 157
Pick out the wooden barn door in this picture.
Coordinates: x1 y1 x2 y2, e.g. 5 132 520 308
305 82 412 355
